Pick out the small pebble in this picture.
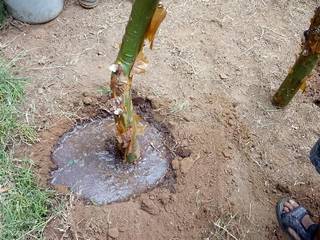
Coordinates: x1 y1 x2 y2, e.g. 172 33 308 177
219 73 228 79
108 228 119 239
171 159 180 170
37 88 44 94
180 157 195 174
83 97 93 105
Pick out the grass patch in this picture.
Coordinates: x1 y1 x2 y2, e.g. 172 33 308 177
0 151 53 240
0 60 54 240
0 0 6 25
0 61 37 147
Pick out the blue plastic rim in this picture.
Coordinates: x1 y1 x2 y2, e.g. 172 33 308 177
4 0 64 24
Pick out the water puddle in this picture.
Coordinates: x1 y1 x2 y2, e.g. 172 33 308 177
51 117 171 204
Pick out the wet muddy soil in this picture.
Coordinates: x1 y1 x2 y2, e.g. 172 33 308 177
51 116 173 204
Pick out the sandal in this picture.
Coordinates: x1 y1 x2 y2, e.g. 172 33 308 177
78 0 98 9
276 198 319 240
310 138 320 174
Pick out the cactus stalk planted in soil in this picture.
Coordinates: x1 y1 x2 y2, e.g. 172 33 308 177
109 0 166 163
272 7 320 107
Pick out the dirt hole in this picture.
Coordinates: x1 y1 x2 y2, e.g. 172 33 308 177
50 96 176 204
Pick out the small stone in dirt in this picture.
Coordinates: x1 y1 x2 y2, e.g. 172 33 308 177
183 116 191 122
146 95 162 109
83 97 93 105
227 118 236 127
194 184 200 189
82 91 90 97
37 87 45 94
171 159 180 170
158 192 170 205
149 194 155 200
180 157 195 174
141 198 159 215
222 149 232 159
38 58 46 65
219 73 228 80
232 101 239 108
168 121 177 129
275 183 290 194
118 225 126 232
108 228 119 239
175 147 192 158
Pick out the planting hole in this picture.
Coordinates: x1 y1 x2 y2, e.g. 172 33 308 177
51 116 172 204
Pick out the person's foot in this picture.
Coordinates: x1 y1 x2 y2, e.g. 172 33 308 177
276 198 319 240
283 199 314 239
78 0 98 9
310 138 320 174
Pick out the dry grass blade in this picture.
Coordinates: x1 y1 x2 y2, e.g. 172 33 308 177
212 221 239 240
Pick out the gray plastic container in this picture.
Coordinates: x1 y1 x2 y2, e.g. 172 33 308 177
4 0 64 24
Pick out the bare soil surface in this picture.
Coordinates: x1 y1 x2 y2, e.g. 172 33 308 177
1 0 320 239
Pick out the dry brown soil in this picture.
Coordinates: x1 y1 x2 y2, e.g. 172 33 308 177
1 0 320 239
